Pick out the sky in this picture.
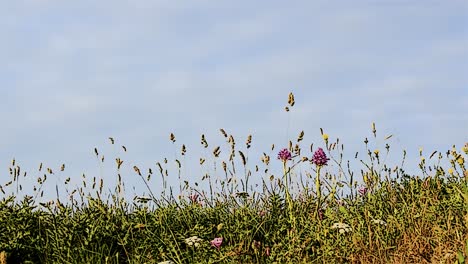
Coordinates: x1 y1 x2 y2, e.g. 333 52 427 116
1 1 467 202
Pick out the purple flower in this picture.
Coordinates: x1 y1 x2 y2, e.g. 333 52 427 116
211 237 223 250
277 148 292 161
358 186 368 196
311 148 329 166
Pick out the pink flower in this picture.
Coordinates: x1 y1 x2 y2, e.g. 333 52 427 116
311 148 329 166
265 246 271 256
211 237 223 250
318 208 324 221
358 186 368 196
277 148 292 161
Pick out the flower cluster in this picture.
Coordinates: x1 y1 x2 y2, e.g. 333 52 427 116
185 236 203 247
277 148 292 161
331 222 352 234
210 237 223 250
311 148 329 166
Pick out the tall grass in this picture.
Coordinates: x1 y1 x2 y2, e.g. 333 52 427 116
0 93 467 263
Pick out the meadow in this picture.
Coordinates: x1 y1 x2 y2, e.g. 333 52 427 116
0 93 467 264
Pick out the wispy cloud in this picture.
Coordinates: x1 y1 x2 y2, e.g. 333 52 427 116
0 1 466 200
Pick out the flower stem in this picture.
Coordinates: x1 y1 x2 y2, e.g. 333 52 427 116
315 166 321 218
283 161 295 227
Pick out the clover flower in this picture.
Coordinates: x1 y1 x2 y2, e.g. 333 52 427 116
371 219 387 226
311 148 329 167
252 240 261 249
331 222 352 234
185 236 203 247
211 237 223 250
277 148 292 161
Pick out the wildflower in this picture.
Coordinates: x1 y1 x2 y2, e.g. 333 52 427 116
331 222 352 233
371 219 387 226
318 208 324 220
322 134 329 141
277 148 292 161
252 240 261 249
185 236 203 247
374 149 379 156
211 237 223 250
463 143 468 154
259 210 266 217
358 186 368 196
157 261 175 264
448 168 454 175
265 246 271 257
457 156 465 165
311 148 329 167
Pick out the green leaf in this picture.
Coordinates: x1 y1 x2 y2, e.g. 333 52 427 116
457 251 465 264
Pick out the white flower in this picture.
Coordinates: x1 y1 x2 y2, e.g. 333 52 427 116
371 219 387 226
331 222 352 233
185 236 203 247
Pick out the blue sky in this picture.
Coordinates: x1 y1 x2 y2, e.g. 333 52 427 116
1 1 467 201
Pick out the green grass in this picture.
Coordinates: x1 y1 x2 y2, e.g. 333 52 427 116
1 93 467 263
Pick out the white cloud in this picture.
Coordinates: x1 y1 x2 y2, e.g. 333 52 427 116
0 1 466 201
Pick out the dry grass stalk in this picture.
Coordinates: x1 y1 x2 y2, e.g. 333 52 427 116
0 251 6 264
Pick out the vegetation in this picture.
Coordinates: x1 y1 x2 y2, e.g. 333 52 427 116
1 93 467 263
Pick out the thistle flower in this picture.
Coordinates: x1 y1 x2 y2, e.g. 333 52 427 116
311 148 329 167
185 236 203 247
331 222 352 233
211 237 223 250
277 148 292 161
